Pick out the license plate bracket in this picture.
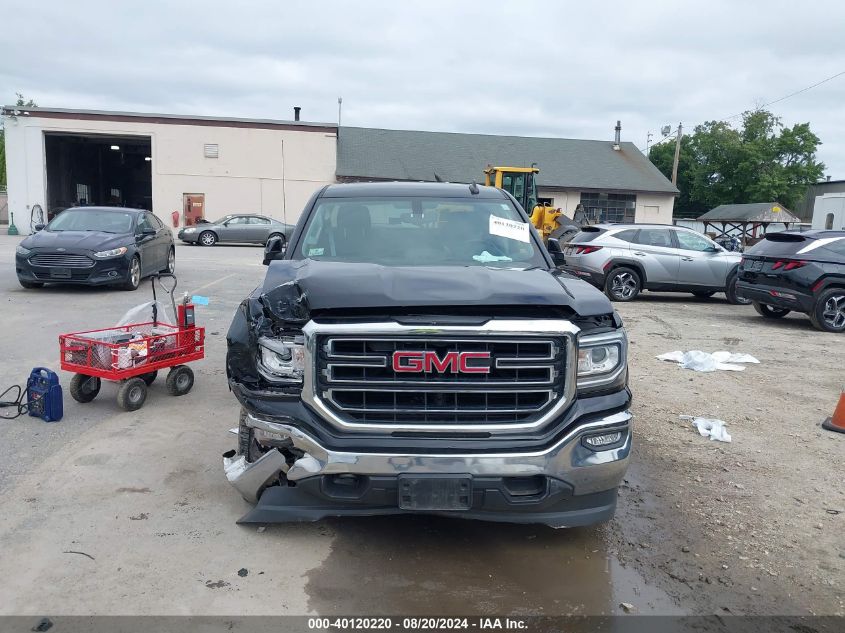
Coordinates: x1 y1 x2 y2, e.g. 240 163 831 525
50 268 72 279
398 474 472 511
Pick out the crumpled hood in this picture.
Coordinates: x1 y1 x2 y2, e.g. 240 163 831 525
22 230 132 252
259 259 612 322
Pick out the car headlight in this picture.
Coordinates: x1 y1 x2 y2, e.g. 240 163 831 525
577 330 626 389
258 335 305 383
183 228 197 233
16 245 31 256
93 246 128 258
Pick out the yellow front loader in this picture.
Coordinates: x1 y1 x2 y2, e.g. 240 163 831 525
483 166 562 241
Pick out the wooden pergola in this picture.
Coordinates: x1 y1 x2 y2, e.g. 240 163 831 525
697 202 800 248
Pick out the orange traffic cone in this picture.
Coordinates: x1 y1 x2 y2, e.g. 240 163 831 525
822 390 845 434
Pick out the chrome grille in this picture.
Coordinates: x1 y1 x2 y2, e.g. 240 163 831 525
315 336 567 426
30 253 94 268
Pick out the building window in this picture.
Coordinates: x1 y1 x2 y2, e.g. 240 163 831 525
204 143 219 158
580 192 636 223
826 213 834 230
76 184 90 205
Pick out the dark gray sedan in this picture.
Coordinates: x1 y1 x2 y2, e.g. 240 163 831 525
178 214 294 247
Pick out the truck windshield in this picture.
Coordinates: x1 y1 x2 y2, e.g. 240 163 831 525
297 197 547 268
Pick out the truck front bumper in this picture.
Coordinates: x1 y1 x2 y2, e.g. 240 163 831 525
223 409 632 528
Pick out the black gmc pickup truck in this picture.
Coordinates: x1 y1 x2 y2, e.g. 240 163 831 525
224 182 632 528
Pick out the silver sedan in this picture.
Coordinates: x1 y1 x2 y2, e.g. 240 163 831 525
178 214 294 247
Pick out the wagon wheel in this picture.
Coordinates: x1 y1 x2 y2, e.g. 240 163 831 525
117 377 148 411
70 374 101 403
166 365 194 396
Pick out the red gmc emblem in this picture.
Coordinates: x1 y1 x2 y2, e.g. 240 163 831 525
392 350 491 374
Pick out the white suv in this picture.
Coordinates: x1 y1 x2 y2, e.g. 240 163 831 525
549 224 749 304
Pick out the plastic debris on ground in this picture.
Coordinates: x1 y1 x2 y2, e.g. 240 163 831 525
656 350 760 372
680 415 732 442
191 295 210 306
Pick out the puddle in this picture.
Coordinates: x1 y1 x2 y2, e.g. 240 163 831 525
305 515 685 616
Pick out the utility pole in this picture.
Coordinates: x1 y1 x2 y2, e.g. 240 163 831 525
671 122 683 186
338 97 343 126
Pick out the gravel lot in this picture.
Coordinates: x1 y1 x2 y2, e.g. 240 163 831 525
0 235 842 617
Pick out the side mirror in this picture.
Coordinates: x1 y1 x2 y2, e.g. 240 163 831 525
706 245 721 253
141 227 157 236
546 238 566 266
34 224 45 231
263 236 287 265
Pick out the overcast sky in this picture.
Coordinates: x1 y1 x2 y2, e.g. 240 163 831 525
3 0 845 176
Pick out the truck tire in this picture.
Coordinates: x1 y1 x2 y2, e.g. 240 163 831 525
70 374 101 403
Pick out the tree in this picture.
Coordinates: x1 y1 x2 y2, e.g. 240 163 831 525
649 110 825 218
1 93 38 189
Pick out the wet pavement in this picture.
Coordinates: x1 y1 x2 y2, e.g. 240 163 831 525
305 515 685 616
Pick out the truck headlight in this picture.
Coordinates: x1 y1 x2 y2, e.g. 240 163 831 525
258 335 305 383
577 331 626 389
93 246 128 258
16 245 32 256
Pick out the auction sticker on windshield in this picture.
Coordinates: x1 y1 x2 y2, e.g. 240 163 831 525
489 215 529 243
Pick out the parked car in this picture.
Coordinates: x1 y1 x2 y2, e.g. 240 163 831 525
736 230 845 333
549 224 749 304
223 182 631 528
15 206 175 291
178 214 294 247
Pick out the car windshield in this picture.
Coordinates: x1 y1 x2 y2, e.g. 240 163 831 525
298 197 546 268
47 209 134 234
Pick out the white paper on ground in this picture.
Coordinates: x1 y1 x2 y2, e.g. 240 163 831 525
489 215 530 243
682 415 732 442
656 350 760 372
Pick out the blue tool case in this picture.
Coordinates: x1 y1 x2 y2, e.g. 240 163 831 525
27 367 63 422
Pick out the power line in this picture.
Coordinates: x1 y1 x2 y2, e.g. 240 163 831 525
721 69 845 121
641 68 845 154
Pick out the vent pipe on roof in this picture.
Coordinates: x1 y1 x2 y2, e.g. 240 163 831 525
294 106 301 121
613 120 621 150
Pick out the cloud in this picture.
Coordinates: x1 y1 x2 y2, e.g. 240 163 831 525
2 0 844 176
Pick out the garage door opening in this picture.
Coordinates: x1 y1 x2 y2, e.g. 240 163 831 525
45 133 152 221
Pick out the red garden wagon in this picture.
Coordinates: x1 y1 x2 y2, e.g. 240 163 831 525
59 274 205 411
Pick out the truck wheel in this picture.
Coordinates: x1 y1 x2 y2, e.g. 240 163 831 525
604 267 641 302
166 365 194 396
117 377 147 411
70 374 101 403
753 302 790 319
141 371 158 386
810 288 845 333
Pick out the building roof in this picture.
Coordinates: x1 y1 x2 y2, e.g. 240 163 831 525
336 127 679 194
0 106 337 132
697 202 800 223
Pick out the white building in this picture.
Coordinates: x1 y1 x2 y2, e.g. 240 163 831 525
812 193 845 231
2 107 337 232
2 106 678 234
